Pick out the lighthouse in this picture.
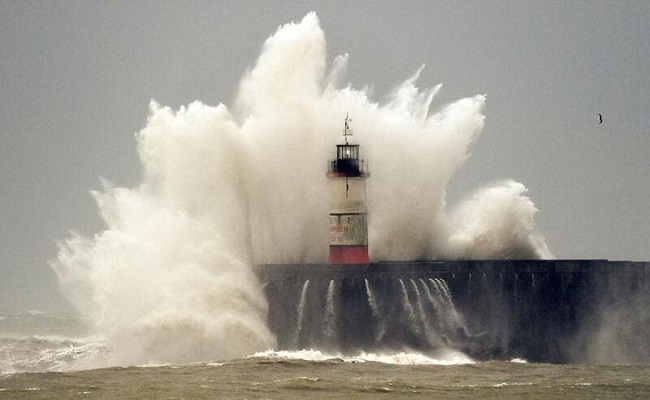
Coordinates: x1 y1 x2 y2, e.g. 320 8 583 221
327 115 370 264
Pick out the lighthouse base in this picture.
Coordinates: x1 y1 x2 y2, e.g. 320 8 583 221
328 246 369 264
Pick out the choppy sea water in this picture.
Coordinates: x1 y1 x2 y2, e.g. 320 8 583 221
3 357 650 399
2 312 649 399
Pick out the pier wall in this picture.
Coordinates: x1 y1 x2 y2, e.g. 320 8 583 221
255 260 650 363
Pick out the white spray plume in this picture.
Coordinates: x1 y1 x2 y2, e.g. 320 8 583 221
445 180 551 259
52 12 550 367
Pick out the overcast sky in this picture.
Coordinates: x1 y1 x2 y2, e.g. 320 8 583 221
1 1 649 313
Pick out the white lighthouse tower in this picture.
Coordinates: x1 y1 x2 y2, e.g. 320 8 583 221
327 115 370 264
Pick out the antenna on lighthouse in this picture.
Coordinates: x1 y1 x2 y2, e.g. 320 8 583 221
343 112 353 144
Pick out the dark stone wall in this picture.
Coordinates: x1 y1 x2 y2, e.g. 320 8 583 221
255 260 650 363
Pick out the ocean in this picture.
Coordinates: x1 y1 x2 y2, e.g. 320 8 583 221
2 311 649 399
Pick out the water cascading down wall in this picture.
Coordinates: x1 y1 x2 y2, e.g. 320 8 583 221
256 260 650 363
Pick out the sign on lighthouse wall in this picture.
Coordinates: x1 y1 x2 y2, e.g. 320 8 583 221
330 214 368 245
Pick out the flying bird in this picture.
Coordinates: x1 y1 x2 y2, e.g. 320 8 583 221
598 113 603 124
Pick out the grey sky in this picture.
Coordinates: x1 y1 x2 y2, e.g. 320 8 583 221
1 1 649 313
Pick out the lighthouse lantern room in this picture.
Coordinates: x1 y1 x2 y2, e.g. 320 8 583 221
327 115 370 264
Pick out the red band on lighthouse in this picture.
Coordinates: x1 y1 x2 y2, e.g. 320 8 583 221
328 246 369 264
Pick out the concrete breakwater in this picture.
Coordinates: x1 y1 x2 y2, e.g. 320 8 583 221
255 260 650 363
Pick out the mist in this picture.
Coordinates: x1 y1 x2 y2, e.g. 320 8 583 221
569 269 650 364
52 13 550 366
